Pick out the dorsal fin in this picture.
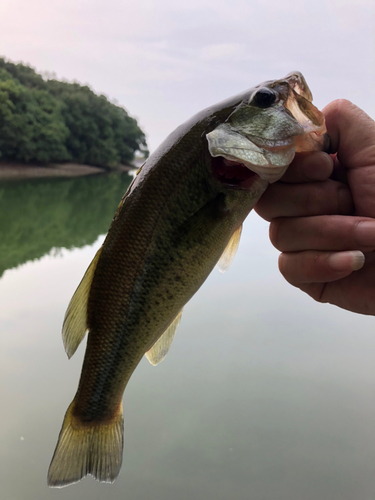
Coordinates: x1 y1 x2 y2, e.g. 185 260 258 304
62 247 102 359
217 224 242 274
145 310 183 366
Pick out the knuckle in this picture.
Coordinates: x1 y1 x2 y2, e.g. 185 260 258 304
335 98 354 113
327 99 354 118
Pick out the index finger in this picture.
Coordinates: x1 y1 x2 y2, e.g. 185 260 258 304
280 151 334 183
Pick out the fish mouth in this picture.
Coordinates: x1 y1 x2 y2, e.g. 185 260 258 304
207 123 297 185
211 156 260 190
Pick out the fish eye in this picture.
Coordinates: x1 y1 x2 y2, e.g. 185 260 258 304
250 88 277 108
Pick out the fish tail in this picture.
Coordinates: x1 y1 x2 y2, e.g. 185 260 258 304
47 400 124 488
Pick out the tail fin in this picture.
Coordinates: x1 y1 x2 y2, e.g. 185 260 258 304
47 400 124 488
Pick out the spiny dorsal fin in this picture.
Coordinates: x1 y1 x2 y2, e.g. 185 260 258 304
145 310 183 366
62 247 102 359
217 224 242 274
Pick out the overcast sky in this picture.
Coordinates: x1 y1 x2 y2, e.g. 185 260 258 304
1 0 374 152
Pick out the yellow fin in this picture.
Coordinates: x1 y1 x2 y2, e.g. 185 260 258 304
145 310 183 366
62 247 102 359
48 400 123 488
216 224 242 274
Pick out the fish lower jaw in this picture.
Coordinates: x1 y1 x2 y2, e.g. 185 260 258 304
240 159 290 183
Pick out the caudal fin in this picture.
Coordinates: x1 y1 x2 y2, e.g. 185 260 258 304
47 401 124 488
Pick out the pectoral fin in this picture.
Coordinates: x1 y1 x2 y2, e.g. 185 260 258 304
217 224 242 274
145 310 183 366
62 247 102 359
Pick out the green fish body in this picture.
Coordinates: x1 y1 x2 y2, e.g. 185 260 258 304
48 72 327 487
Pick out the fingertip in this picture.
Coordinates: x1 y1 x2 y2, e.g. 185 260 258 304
277 250 363 287
299 151 334 181
278 252 290 276
328 251 365 272
282 151 333 183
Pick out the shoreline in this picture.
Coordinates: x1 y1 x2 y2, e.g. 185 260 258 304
0 162 137 181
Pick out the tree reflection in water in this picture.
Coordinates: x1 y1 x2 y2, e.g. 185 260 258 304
0 172 132 277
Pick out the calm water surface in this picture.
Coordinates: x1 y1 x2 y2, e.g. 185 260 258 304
1 172 375 500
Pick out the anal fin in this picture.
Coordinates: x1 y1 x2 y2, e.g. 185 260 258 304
217 224 242 274
145 310 183 366
62 247 102 359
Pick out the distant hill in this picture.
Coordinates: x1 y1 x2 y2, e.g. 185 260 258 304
0 58 148 167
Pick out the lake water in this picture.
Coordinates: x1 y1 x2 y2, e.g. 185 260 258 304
1 171 375 500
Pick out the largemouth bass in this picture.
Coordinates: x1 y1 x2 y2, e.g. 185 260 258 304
48 72 328 487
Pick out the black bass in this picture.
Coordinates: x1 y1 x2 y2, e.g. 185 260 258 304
48 72 328 487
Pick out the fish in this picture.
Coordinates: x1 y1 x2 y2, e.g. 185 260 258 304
47 72 328 487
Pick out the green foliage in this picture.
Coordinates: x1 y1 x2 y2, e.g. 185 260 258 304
0 172 132 277
0 58 47 90
0 58 148 166
0 72 70 163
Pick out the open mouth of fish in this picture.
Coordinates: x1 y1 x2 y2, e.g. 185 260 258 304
209 124 326 189
211 137 296 189
212 156 260 189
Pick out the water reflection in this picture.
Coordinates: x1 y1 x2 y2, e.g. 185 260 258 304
0 173 131 277
1 178 375 500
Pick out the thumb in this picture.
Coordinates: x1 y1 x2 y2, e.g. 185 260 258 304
324 100 375 216
324 99 375 168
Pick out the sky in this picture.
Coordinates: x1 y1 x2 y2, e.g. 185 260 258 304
1 0 375 152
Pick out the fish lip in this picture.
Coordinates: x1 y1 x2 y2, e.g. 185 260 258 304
245 134 296 150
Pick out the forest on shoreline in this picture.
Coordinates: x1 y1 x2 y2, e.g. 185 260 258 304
0 58 148 168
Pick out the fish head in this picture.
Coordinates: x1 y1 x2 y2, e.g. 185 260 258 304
207 71 328 186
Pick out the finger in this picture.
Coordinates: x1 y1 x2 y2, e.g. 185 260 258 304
278 250 365 286
324 100 375 217
280 151 334 183
270 216 375 252
303 252 375 314
328 153 347 182
255 180 353 222
324 100 375 169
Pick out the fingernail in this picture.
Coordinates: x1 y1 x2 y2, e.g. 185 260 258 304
328 251 365 272
355 221 375 246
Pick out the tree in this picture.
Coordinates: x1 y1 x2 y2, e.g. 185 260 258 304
0 58 148 166
0 69 70 163
47 80 148 166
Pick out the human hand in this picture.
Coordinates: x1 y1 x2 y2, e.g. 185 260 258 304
255 99 375 315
